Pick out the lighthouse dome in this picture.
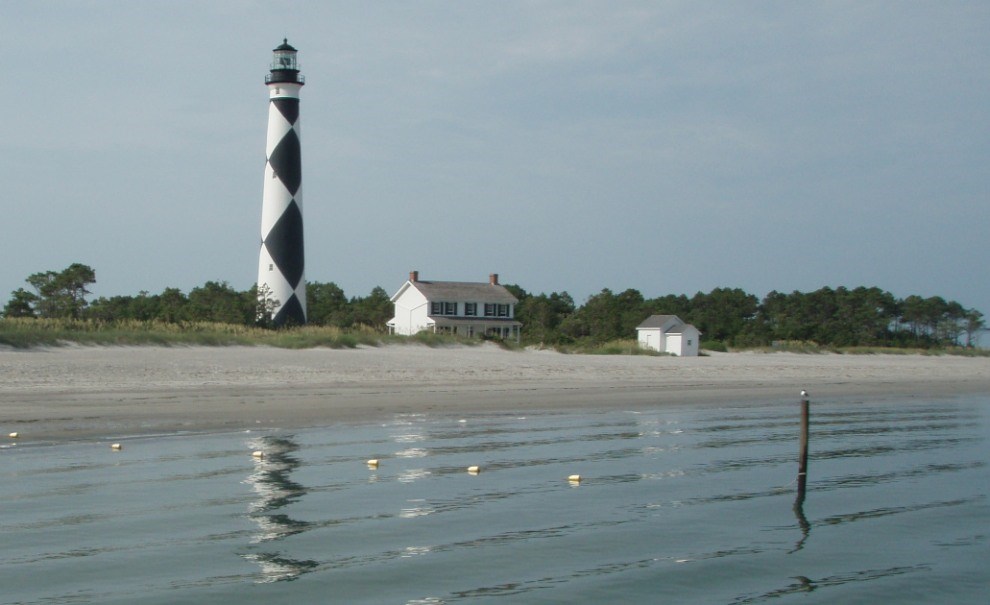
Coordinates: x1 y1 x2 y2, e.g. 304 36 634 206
267 38 303 84
274 38 297 52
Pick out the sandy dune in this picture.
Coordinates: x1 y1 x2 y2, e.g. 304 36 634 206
2 344 989 441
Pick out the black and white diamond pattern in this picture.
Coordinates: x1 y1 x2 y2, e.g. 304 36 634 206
258 93 306 326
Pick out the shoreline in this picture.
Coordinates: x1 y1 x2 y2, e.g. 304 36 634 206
3 344 990 443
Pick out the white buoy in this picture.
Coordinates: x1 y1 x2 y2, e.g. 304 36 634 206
568 474 582 483
8 432 18 439
111 443 122 451
252 450 264 459
467 465 481 474
367 459 380 468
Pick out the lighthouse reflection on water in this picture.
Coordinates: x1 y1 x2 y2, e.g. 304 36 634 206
242 435 317 583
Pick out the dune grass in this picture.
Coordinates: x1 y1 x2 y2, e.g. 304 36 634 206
552 339 668 356
736 340 989 356
0 318 374 349
0 318 497 350
2 318 984 355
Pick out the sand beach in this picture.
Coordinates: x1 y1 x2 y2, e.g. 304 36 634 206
2 344 989 442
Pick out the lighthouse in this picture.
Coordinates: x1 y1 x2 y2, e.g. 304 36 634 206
257 39 306 326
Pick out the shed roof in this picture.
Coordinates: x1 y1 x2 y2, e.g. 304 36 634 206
636 314 680 329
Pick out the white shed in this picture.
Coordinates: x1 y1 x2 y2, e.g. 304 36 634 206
636 314 701 356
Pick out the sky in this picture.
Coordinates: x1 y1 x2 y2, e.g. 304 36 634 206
2 1 989 317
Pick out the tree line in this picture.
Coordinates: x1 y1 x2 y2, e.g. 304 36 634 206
507 285 985 349
2 264 393 329
2 263 985 349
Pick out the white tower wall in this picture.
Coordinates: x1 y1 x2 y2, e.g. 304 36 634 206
257 40 306 326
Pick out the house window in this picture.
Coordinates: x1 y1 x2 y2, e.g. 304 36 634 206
484 303 510 317
465 303 477 316
687 339 693 346
431 302 458 316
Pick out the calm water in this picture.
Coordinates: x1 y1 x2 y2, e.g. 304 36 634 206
1 394 987 604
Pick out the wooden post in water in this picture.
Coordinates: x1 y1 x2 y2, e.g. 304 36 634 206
790 390 812 552
797 391 810 495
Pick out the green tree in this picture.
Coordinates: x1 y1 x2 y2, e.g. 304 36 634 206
643 294 691 319
307 281 351 327
688 288 759 344
59 263 97 318
351 286 393 329
25 270 61 318
514 290 575 344
921 296 949 342
963 309 985 348
897 295 968 347
2 288 38 318
561 288 645 343
86 288 192 323
843 286 899 345
760 288 834 344
157 287 189 323
253 284 280 328
899 295 927 342
127 291 161 321
938 300 967 346
87 295 138 321
187 281 252 324
22 263 96 319
502 284 528 302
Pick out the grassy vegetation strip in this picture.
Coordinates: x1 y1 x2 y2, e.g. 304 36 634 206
0 319 985 355
0 319 351 349
738 341 989 356
0 319 501 350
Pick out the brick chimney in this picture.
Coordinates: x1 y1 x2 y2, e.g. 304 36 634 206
489 273 499 285
409 270 419 282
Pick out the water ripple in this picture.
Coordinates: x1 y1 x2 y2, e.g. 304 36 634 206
817 460 986 489
728 565 931 604
818 497 982 527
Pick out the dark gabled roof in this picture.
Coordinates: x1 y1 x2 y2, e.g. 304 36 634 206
636 314 701 335
412 280 519 304
636 314 679 329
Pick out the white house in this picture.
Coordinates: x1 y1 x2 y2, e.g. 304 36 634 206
636 315 701 356
387 271 522 342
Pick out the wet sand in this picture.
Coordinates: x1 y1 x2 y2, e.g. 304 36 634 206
2 344 989 442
